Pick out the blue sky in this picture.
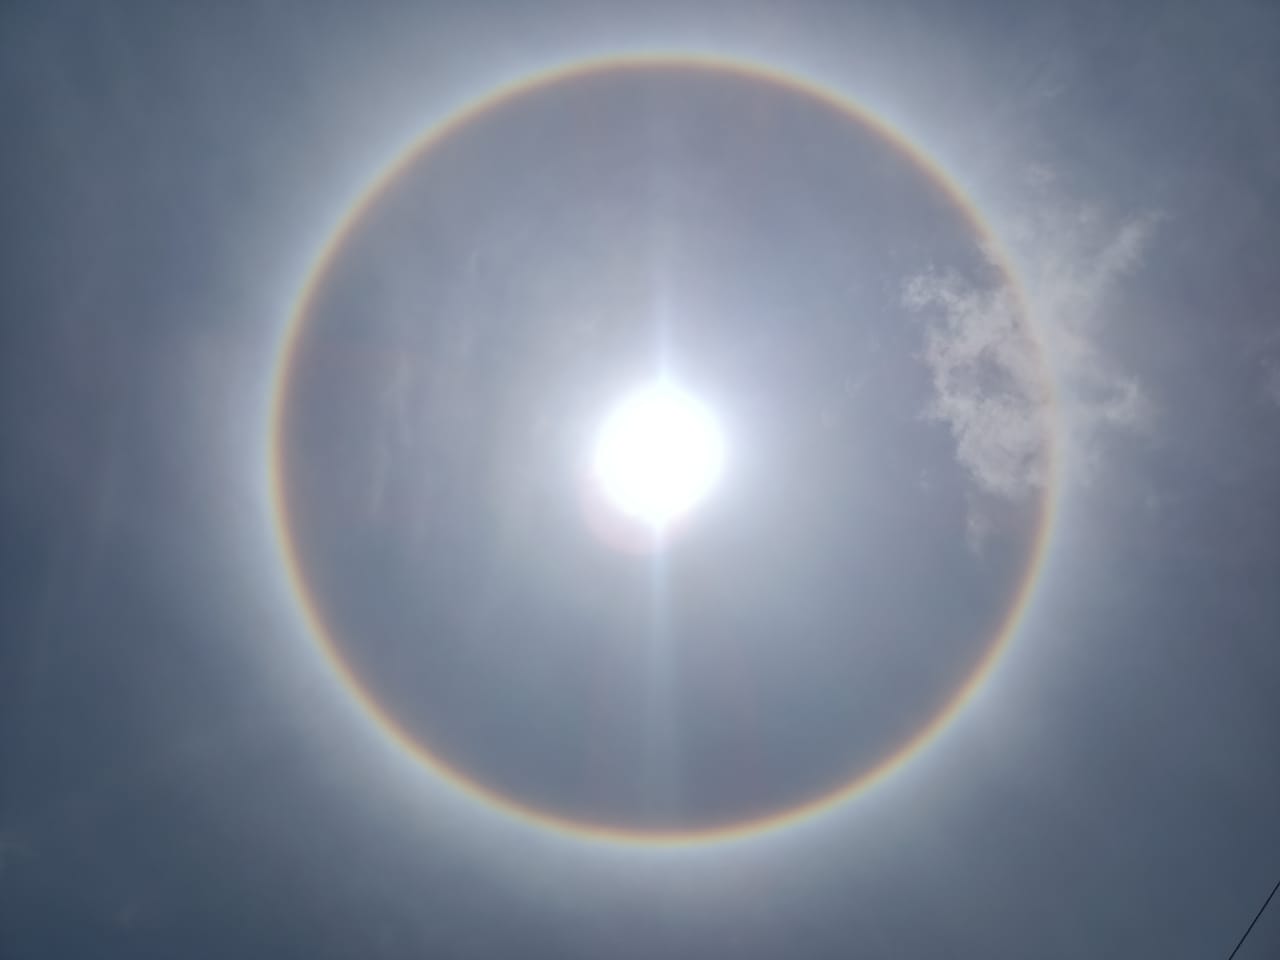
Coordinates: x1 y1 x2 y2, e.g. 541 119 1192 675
2 2 1278 957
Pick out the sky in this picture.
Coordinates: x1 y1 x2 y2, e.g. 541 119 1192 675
2 2 1279 958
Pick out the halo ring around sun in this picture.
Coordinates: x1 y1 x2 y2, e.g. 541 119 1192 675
268 53 1059 848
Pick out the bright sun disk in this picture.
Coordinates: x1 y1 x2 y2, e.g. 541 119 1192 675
592 382 725 530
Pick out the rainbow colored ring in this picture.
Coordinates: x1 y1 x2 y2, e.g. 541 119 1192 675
269 53 1058 847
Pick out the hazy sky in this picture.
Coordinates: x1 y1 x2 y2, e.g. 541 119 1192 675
3 2 1279 958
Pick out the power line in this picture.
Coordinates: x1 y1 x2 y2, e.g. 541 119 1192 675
1226 875 1280 960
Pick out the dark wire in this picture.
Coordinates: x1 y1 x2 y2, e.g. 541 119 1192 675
1226 875 1280 960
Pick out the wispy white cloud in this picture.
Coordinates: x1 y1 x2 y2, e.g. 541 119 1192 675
905 177 1159 502
905 273 1049 499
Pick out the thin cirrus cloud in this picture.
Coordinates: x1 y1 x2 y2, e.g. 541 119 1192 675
1260 332 1280 410
1266 360 1280 408
905 177 1160 502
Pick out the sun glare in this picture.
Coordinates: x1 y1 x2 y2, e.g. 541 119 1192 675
592 382 725 530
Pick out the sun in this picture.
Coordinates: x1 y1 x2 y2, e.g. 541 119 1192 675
591 382 726 531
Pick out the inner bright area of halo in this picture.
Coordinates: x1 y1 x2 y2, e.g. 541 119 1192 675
591 382 725 531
